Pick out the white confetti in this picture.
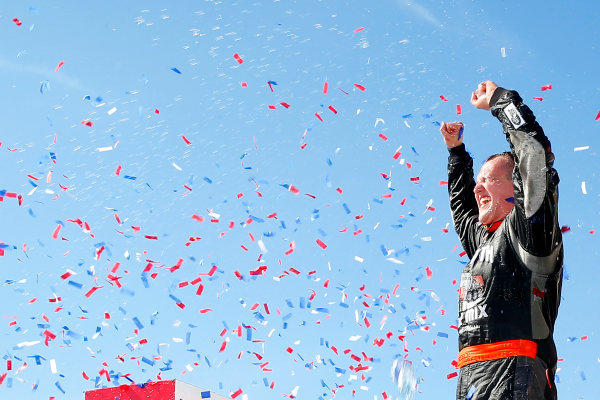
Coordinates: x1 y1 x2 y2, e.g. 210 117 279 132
50 359 57 374
374 117 385 127
582 181 587 195
107 106 117 115
257 239 268 253
574 146 590 152
501 47 506 57
386 257 404 264
348 335 362 341
172 162 182 171
17 341 40 348
354 255 364 262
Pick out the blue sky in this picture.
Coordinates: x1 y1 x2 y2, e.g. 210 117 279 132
1 1 599 399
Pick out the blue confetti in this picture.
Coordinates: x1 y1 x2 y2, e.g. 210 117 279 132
171 67 182 74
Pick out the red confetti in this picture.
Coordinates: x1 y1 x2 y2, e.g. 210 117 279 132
440 95 448 101
323 81 329 94
595 110 600 121
447 372 458 379
280 102 290 109
51 224 62 239
233 53 244 64
328 105 337 114
289 185 300 195
231 389 243 398
560 226 571 233
241 82 247 87
144 235 158 240
378 133 388 141
84 286 102 298
268 105 276 110
353 83 366 91
541 84 552 91
316 239 327 249
55 61 65 72
439 180 448 185
115 165 122 175
182 135 192 145
155 109 160 114
533 97 543 101
456 104 462 115
354 27 365 33
12 18 22 26
81 120 93 127
426 267 433 279
315 112 323 122
393 151 401 160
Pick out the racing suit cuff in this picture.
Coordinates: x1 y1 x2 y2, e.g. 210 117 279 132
489 87 507 108
448 143 469 163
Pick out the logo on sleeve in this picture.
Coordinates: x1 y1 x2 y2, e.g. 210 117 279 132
504 103 525 129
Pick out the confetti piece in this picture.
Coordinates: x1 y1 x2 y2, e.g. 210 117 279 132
171 67 182 74
107 107 117 115
354 83 366 91
233 53 244 64
55 61 65 72
81 120 93 127
440 95 448 102
456 104 462 115
574 146 589 151
323 81 329 94
316 239 327 249
13 18 22 26
354 27 365 33
447 372 458 379
328 105 337 114
51 224 62 239
501 47 506 57
241 82 247 87
596 110 600 121
182 135 192 145
115 165 122 175
541 84 552 91
466 385 477 399
315 112 323 122
533 97 543 101
581 181 587 194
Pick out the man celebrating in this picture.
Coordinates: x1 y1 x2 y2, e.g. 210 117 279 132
440 81 563 399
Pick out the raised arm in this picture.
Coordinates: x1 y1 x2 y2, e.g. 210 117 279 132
441 122 487 258
474 81 561 257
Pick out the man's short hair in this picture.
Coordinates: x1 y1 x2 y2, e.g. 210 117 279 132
485 151 515 179
485 151 514 164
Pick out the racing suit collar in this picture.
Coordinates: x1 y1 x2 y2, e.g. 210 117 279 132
483 220 503 233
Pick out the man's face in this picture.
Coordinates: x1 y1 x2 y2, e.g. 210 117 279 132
474 156 515 225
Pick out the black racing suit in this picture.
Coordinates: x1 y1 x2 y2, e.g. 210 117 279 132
447 88 563 399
